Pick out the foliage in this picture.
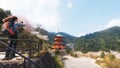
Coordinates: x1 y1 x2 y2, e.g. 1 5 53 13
104 59 120 68
35 24 48 35
53 55 64 68
17 30 43 53
54 50 60 55
97 53 119 68
100 51 105 58
76 26 120 53
65 47 78 57
108 59 120 68
103 54 118 68
107 53 116 60
0 8 12 36
66 47 72 54
0 8 11 21
70 52 77 57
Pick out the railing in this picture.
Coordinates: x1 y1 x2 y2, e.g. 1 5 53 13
0 62 7 68
0 38 43 68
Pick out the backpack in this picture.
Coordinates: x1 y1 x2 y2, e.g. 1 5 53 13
1 16 15 36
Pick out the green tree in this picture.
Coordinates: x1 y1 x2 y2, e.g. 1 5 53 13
35 24 48 35
0 8 11 21
76 26 120 52
0 8 12 36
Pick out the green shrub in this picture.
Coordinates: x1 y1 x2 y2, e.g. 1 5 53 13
66 47 72 54
108 53 116 60
100 52 105 58
53 55 64 68
70 52 78 57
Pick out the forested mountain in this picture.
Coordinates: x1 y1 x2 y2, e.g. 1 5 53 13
75 26 120 53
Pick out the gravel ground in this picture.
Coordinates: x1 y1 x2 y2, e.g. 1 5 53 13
64 56 101 68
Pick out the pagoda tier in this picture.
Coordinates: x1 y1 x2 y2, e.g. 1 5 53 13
54 37 63 41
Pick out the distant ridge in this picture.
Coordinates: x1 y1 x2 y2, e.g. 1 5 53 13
75 26 120 53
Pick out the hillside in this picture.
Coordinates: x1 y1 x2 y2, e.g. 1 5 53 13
75 26 120 53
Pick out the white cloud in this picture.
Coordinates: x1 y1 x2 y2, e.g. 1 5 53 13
0 0 60 32
76 32 86 37
67 1 73 9
91 25 105 33
106 18 120 28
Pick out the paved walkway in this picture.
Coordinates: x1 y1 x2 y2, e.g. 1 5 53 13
64 56 101 68
0 52 5 59
0 52 24 62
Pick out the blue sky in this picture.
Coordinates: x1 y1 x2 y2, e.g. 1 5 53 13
60 0 120 36
0 0 120 36
59 0 120 36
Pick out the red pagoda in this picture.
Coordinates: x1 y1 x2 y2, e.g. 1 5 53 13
52 34 65 49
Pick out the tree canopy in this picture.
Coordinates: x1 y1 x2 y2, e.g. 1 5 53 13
75 26 120 53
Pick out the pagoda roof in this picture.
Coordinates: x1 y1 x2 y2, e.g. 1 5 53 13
55 34 63 37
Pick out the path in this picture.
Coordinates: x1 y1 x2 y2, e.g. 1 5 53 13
64 56 101 68
0 52 24 62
